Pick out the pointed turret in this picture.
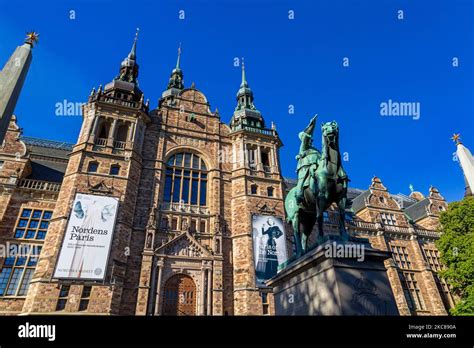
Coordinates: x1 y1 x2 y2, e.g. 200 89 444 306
241 60 248 87
95 29 146 109
0 32 36 143
161 44 184 100
167 44 184 90
230 60 265 131
236 60 255 110
452 134 474 197
117 28 140 84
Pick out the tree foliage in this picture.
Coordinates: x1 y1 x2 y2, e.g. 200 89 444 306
436 196 474 315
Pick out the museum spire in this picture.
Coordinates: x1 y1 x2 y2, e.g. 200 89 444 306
230 60 265 131
176 43 182 70
128 28 138 60
236 59 255 110
241 59 248 88
117 28 140 84
94 29 146 108
167 44 184 90
0 32 35 143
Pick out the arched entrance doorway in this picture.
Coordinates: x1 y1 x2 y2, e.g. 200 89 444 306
162 274 197 316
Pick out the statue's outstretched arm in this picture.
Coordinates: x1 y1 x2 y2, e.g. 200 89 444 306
298 115 318 153
304 114 318 135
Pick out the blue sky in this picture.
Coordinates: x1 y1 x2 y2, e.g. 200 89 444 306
1 0 473 202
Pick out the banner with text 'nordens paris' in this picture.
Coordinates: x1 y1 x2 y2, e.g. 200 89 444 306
53 193 118 280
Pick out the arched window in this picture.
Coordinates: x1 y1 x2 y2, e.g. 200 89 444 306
267 187 274 197
163 152 208 206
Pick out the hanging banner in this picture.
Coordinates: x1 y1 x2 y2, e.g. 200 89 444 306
53 193 119 280
252 215 288 287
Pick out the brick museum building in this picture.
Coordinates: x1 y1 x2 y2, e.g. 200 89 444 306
0 37 458 316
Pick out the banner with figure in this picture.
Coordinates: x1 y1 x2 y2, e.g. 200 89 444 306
53 193 119 280
252 215 288 287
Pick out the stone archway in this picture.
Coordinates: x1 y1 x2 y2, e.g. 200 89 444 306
162 274 197 316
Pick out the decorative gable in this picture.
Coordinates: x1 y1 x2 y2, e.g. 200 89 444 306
156 231 211 258
428 186 445 201
89 180 112 194
367 176 401 210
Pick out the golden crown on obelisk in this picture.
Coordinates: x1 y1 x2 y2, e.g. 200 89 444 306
25 32 39 47
451 133 461 145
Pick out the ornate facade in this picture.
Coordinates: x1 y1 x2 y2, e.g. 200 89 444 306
0 38 454 315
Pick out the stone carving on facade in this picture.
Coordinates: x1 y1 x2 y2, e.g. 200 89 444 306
157 231 210 259
256 200 277 215
88 180 113 194
350 273 387 315
146 232 153 249
147 205 158 228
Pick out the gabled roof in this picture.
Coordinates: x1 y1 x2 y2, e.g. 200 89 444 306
21 136 73 153
21 136 73 182
350 189 371 213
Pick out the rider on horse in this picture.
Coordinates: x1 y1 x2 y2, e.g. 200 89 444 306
295 115 321 204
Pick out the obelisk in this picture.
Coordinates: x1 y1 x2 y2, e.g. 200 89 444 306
0 32 38 144
452 133 474 196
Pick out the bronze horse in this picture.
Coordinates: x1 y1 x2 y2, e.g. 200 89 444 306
285 120 349 257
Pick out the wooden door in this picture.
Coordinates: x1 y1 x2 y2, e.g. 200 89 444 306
162 274 196 316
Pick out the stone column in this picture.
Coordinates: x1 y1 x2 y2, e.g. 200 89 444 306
207 266 212 315
232 142 237 169
256 145 262 171
242 142 248 168
138 123 145 153
108 118 118 147
90 116 100 140
128 121 135 143
154 259 164 315
200 264 206 315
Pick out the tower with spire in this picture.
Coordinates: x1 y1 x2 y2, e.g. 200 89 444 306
116 29 139 84
99 28 145 105
452 133 474 196
228 60 285 314
22 30 151 315
162 44 184 100
0 32 37 144
230 60 265 131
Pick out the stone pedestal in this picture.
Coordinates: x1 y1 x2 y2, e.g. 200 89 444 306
266 241 399 315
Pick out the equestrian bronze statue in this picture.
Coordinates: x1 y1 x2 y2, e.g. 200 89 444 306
284 115 349 257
